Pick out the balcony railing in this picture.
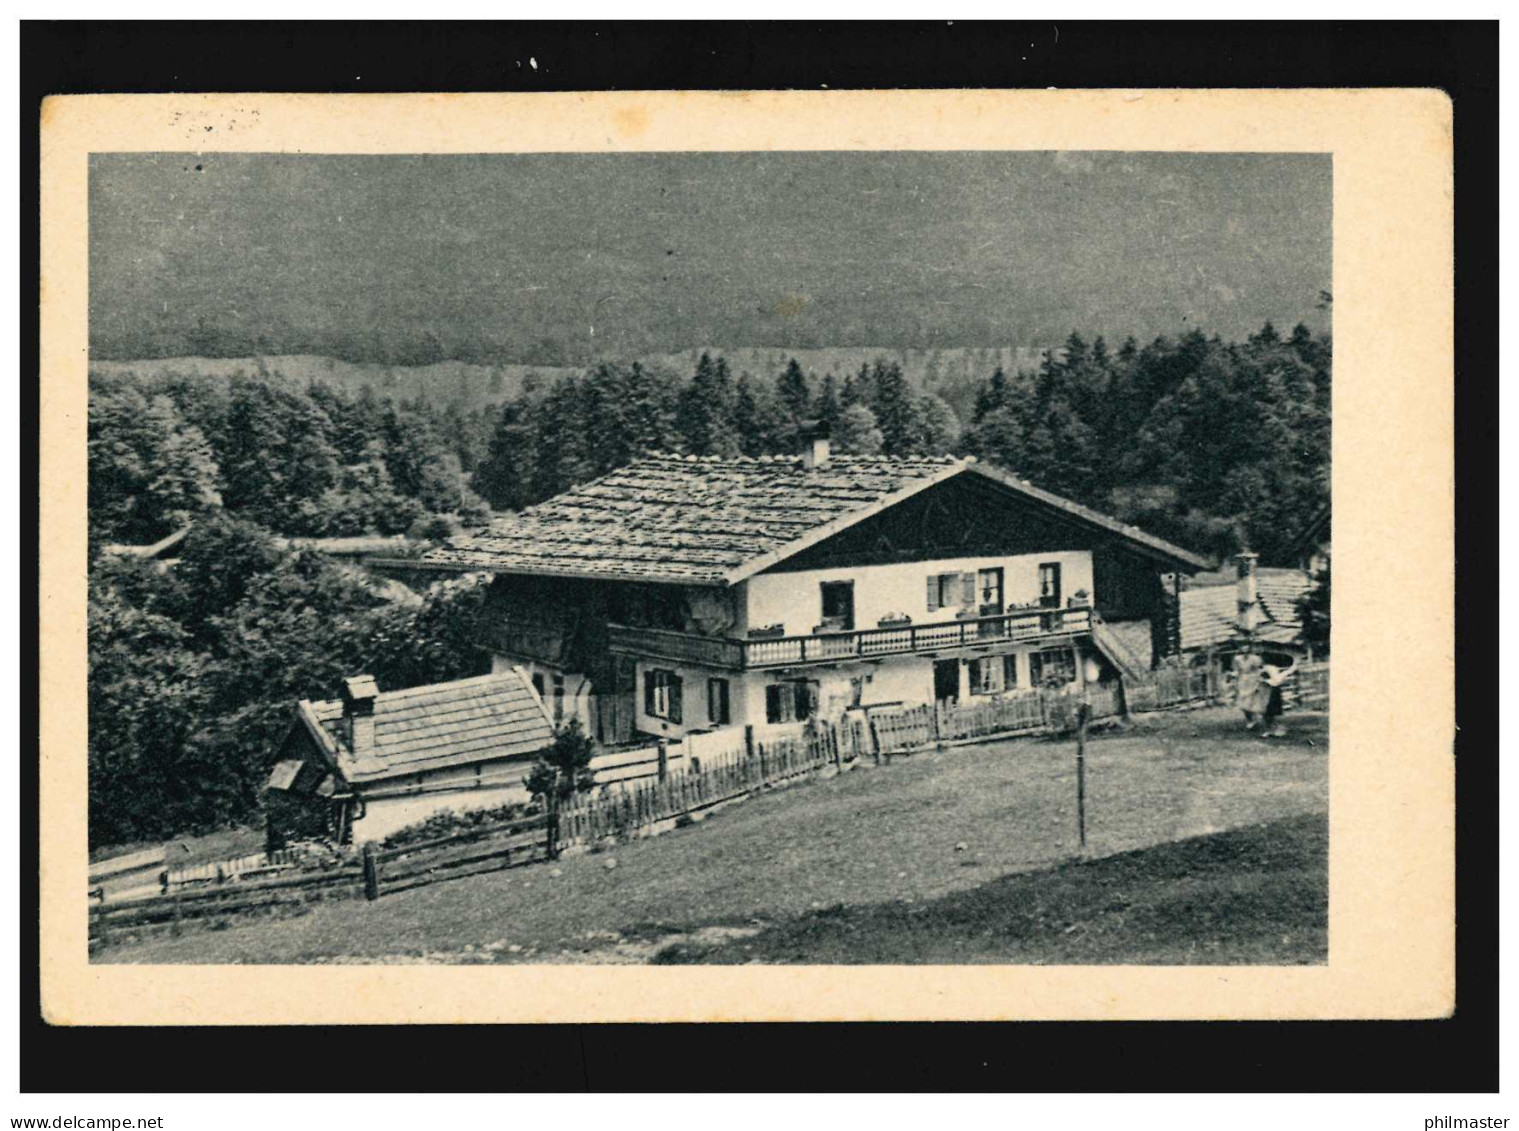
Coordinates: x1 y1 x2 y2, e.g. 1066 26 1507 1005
608 606 1092 671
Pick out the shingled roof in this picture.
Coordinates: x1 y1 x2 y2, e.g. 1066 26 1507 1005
1179 567 1314 651
295 671 556 785
419 453 1209 584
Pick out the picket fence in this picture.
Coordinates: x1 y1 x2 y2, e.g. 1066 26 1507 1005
556 720 853 847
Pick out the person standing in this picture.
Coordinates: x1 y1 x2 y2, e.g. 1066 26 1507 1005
1260 662 1288 737
1235 650 1265 730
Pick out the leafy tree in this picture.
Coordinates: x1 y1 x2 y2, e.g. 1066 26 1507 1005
833 403 884 455
88 588 213 845
523 718 597 857
523 717 597 804
89 383 222 543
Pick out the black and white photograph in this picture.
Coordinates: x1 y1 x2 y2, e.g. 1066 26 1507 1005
81 145 1335 968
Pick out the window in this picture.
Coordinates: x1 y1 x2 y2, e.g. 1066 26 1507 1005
707 678 731 726
927 572 976 612
764 680 818 724
1038 562 1063 608
820 581 855 630
765 684 787 724
978 568 1004 610
644 669 683 723
552 673 565 722
1029 647 1077 687
530 672 545 698
969 657 1006 695
1002 653 1019 688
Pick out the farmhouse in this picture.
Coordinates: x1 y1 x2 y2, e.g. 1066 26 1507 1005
412 435 1211 744
267 670 556 844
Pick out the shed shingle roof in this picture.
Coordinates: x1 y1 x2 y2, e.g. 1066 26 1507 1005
419 453 1208 584
1179 568 1314 651
297 671 556 784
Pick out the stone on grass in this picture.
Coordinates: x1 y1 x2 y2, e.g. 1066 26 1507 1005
603 857 618 870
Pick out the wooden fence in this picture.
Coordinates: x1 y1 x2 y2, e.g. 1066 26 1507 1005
165 848 303 890
90 721 852 949
869 704 938 755
89 858 367 947
933 688 1047 743
1285 662 1329 710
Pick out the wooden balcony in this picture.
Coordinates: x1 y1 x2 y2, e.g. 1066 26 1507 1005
608 606 1092 671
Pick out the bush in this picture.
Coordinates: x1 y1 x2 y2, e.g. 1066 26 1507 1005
379 800 538 851
407 513 460 542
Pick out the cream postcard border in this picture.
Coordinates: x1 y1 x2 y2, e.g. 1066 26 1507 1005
39 89 1455 1024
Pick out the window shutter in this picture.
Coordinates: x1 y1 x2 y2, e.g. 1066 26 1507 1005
644 671 656 715
960 572 976 608
1004 653 1019 687
670 676 683 724
926 576 938 612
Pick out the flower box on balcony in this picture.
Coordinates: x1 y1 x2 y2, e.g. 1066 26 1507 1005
877 614 912 628
746 624 785 639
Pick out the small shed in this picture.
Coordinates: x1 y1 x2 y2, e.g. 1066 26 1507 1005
268 669 557 844
1178 554 1316 666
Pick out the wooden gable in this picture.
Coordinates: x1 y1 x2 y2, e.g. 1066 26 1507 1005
762 474 1118 571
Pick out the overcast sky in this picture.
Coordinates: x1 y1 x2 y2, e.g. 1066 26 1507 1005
89 150 1331 361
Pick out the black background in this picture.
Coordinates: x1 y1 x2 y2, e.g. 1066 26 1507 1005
22 20 1495 1094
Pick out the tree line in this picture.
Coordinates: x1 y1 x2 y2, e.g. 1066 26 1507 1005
88 369 495 549
471 321 1330 563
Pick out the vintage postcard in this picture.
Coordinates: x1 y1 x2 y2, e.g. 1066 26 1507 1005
39 88 1453 1024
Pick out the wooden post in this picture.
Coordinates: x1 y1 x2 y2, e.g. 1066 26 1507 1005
95 904 110 948
1075 701 1091 851
170 889 183 937
656 739 669 782
362 843 381 901
1117 676 1132 723
159 868 170 896
545 793 561 860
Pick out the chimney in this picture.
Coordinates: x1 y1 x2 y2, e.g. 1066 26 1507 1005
802 422 831 469
1235 551 1263 635
341 674 379 757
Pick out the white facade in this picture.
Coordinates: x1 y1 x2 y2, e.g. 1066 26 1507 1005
613 549 1097 738
348 758 537 844
736 549 1094 637
489 551 1101 742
